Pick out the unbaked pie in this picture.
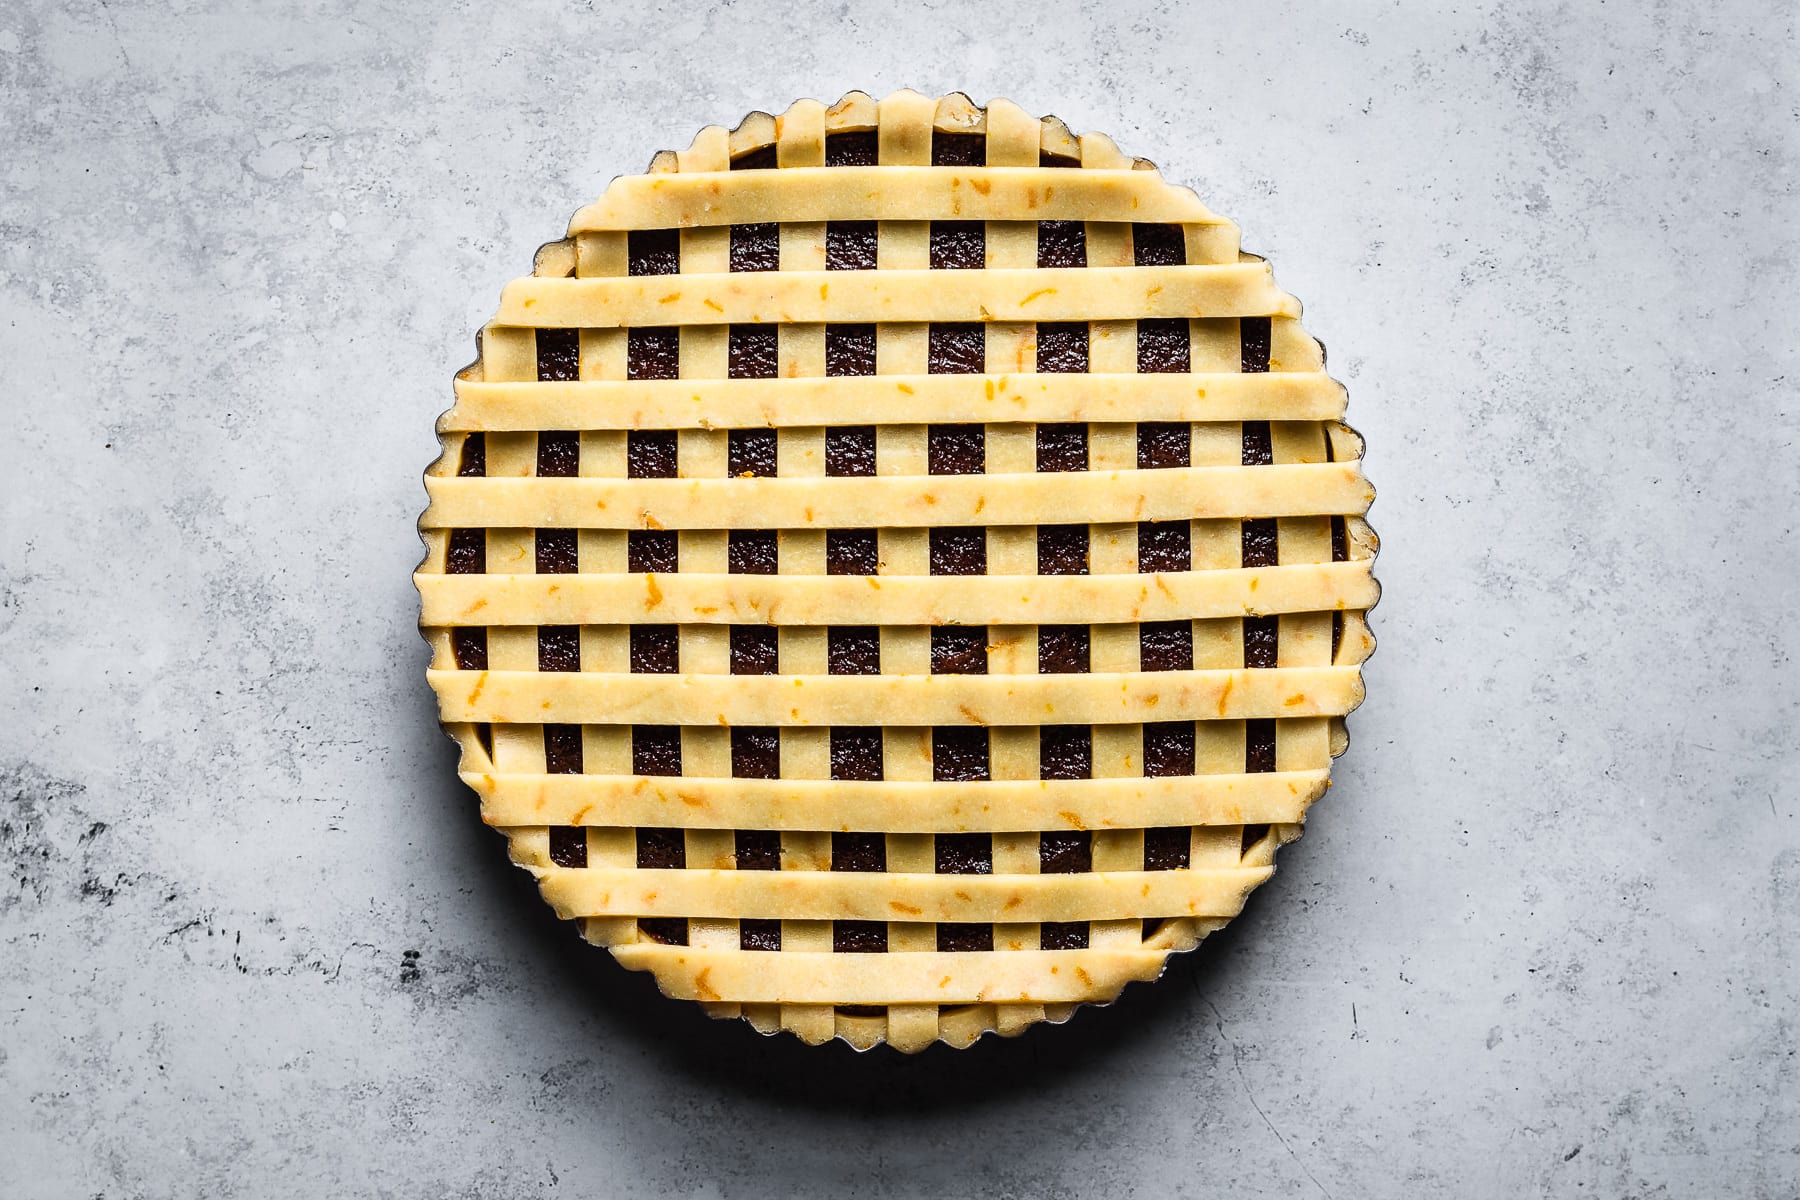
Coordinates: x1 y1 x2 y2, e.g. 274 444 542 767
417 90 1378 1051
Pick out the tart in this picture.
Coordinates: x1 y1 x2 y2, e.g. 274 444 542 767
417 90 1378 1051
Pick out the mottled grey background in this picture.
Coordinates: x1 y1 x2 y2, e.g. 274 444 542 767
2 1 1795 1196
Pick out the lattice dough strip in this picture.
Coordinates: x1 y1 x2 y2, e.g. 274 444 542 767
422 461 1373 530
496 264 1297 328
419 559 1378 627
568 166 1228 230
444 367 1346 432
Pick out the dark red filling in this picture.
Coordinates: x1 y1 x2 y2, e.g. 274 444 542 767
639 918 688 945
825 131 877 166
628 530 678 573
825 222 878 270
825 325 877 377
537 431 579 477
740 919 782 951
927 324 984 374
1133 224 1186 267
732 144 778 170
627 229 680 276
1039 149 1080 168
728 530 778 574
825 528 879 574
632 726 681 776
1039 831 1091 871
1139 621 1193 671
831 728 884 781
938 924 993 952
549 825 587 868
832 832 886 872
627 430 677 478
1143 722 1195 777
1241 420 1273 466
930 627 988 675
935 833 992 874
450 627 487 670
728 326 779 379
834 921 887 953
1037 525 1089 575
1137 423 1189 469
1245 720 1276 773
1037 626 1090 674
931 132 985 166
536 528 577 574
932 728 990 781
1037 220 1087 268
1240 316 1271 373
1143 826 1190 870
630 625 679 673
1243 616 1279 669
627 328 681 380
536 329 579 381
929 221 984 269
638 826 684 869
828 626 881 675
545 724 583 774
1139 522 1191 572
561 819 621 900
729 627 778 675
729 223 780 272
538 626 580 672
735 831 780 871
928 425 985 474
824 426 876 475
543 805 586 863
728 429 777 477
1039 726 1092 780
929 528 986 575
1240 824 1271 855
1137 318 1190 373
1240 519 1278 569
731 727 780 779
1040 922 1089 949
458 432 486 476
1036 324 1088 373
446 528 485 574
1035 423 1087 471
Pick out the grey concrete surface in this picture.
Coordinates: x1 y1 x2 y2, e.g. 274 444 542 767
2 1 1796 1196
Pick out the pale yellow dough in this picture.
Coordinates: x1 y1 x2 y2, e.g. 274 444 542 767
567 166 1226 231
443 371 1346 432
423 462 1370 530
418 560 1377 627
470 768 1329 833
498 265 1297 328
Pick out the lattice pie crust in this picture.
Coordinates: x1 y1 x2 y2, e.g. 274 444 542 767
417 91 1378 1051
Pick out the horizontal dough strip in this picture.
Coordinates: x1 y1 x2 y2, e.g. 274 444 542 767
538 865 1271 923
495 265 1298 328
420 463 1373 530
611 944 1168 1005
477 768 1329 832
419 561 1377 627
443 370 1346 432
568 166 1224 230
429 665 1363 726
